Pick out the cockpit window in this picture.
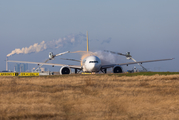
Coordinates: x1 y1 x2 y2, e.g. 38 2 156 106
89 61 98 63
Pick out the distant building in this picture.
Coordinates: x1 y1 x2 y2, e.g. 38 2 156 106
14 63 28 72
31 67 47 72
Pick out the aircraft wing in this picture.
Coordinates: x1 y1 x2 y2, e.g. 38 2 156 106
60 58 81 62
101 58 174 69
7 60 82 69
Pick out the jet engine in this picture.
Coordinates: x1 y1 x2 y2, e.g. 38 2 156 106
113 65 123 73
60 66 71 75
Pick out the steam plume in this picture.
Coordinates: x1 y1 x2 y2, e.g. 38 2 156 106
7 34 85 57
7 41 47 57
94 51 124 65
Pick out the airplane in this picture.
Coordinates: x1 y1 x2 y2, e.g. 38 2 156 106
8 32 174 74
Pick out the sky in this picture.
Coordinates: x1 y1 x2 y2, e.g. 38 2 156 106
0 0 179 72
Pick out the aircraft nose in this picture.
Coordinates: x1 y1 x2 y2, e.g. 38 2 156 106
90 63 98 71
89 63 95 68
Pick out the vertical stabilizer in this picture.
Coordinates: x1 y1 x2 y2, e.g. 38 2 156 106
87 31 89 52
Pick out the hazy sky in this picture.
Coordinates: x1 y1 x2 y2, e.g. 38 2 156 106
0 0 178 72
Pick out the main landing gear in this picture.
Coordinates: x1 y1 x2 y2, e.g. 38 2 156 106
101 68 107 74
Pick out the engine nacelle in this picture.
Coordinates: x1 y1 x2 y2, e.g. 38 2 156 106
113 65 123 73
60 66 71 75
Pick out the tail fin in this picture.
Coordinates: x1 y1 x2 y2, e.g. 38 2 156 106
87 31 89 52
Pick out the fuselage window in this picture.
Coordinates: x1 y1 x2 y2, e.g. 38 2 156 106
89 61 98 63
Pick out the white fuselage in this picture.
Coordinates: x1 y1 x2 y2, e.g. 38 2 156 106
82 56 101 72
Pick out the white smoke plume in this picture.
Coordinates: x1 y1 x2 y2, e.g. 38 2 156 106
94 50 125 65
7 34 86 57
7 41 47 57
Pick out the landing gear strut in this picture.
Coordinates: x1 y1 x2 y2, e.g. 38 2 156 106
75 69 81 74
101 68 107 74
